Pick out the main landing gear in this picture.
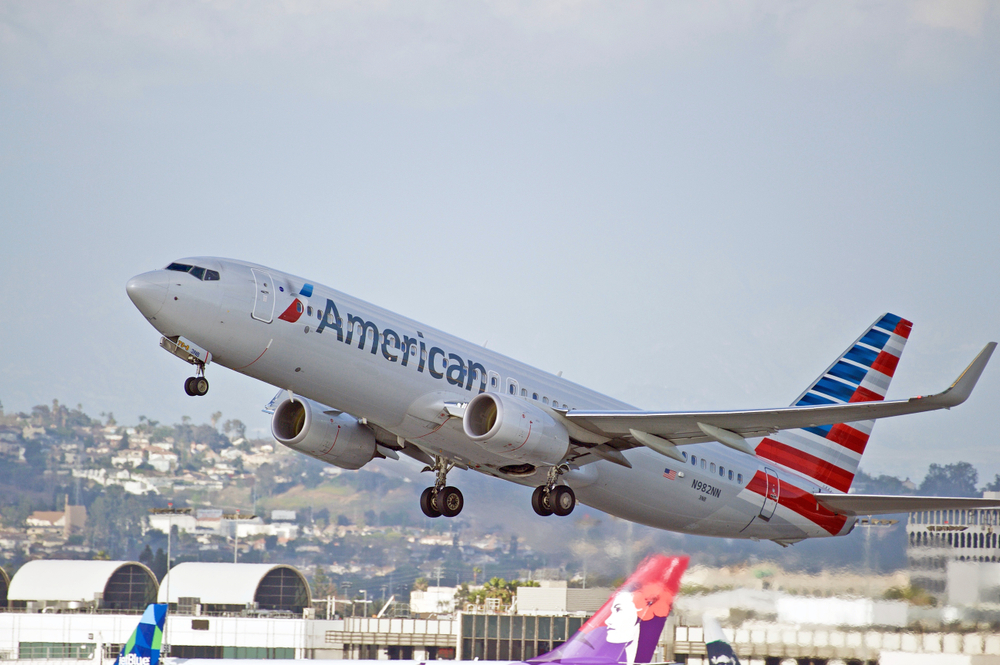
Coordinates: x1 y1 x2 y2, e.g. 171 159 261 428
420 456 464 519
531 464 576 517
184 367 209 397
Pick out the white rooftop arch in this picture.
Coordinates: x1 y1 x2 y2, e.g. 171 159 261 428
158 562 310 609
8 560 156 606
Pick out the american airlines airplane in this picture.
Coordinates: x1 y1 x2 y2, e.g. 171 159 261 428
127 258 999 545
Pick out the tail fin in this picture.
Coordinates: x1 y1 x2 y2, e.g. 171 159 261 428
755 313 912 492
703 615 741 665
113 604 167 665
528 555 688 665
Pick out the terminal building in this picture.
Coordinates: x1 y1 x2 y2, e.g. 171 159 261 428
906 495 1000 604
4 559 1000 663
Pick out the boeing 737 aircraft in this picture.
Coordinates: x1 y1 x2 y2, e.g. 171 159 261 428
127 258 999 545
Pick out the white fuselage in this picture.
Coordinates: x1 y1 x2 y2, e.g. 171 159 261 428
127 257 855 543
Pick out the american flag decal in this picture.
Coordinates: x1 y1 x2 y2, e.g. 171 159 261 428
663 468 677 480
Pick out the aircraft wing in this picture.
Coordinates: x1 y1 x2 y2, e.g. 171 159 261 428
564 343 995 445
815 494 1000 516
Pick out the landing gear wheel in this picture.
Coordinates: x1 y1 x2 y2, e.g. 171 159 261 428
531 486 554 517
420 487 441 518
184 377 197 396
552 485 576 516
434 486 464 518
193 377 209 396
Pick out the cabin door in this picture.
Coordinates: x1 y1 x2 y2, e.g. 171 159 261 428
251 269 275 323
760 467 779 520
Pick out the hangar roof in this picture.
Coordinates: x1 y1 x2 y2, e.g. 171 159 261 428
158 563 310 608
8 560 153 603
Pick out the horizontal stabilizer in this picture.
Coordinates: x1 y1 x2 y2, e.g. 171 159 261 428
815 493 1000 516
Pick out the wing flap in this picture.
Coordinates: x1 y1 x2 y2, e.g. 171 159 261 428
565 343 995 441
815 494 1000 516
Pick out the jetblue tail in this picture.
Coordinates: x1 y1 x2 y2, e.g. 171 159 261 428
703 615 740 665
528 555 688 665
113 604 167 665
754 313 912 492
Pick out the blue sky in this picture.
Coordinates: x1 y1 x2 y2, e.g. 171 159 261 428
1 1 997 482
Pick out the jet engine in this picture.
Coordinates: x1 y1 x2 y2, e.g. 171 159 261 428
463 392 569 465
271 397 376 470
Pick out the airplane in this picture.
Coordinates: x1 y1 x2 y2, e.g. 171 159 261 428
702 614 740 665
130 555 689 665
126 257 1000 544
113 603 167 665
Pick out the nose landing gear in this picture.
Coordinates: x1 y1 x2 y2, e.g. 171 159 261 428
420 456 464 518
532 464 576 517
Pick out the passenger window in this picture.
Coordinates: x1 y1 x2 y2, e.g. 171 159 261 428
542 397 549 404
719 466 725 477
521 389 528 397
307 306 313 316
728 470 734 481
701 459 706 469
552 401 559 408
190 266 205 280
508 383 516 395
327 311 336 324
691 455 697 465
737 473 743 484
532 393 538 400
204 270 220 281
682 452 688 461
710 463 716 473
317 310 322 320
491 377 498 387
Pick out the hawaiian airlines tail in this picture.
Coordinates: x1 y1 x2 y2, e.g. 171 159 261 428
754 313 912 492
703 615 740 665
529 555 689 665
114 604 167 665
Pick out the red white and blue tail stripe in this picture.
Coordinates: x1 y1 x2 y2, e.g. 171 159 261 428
754 313 912 492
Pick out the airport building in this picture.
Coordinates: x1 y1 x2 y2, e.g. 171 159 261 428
906 495 1000 601
5 560 1000 664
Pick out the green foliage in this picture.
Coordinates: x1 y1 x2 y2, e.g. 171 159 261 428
87 486 150 559
461 577 539 608
883 584 936 607
919 462 979 497
413 577 429 591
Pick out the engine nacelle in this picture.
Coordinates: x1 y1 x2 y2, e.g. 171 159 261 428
271 397 376 470
463 392 570 465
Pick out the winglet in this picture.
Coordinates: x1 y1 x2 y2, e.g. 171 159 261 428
921 342 996 408
113 603 167 665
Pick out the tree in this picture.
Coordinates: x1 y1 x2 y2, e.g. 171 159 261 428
87 486 148 558
413 577 429 592
919 462 979 497
153 548 168 581
982 475 1000 493
211 411 223 429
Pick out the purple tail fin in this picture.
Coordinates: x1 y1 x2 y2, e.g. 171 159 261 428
527 555 689 665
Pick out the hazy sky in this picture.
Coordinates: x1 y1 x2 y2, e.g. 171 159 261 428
1 1 998 482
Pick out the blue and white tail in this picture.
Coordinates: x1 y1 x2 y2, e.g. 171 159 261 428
113 604 167 665
755 313 912 492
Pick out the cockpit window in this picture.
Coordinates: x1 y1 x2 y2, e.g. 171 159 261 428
165 263 221 282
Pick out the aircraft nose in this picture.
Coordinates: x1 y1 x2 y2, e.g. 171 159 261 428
126 271 170 318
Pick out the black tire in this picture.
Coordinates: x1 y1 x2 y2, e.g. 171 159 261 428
194 377 209 396
184 377 196 396
420 487 441 518
531 486 554 516
435 486 464 518
552 485 576 516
